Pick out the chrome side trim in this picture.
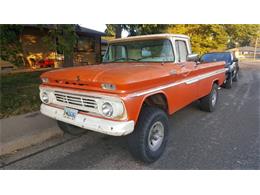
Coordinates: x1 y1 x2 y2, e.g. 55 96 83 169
126 69 225 98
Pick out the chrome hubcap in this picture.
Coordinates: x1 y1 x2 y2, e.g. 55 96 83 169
148 121 164 151
212 89 217 106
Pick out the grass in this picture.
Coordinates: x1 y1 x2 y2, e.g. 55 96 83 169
0 71 47 119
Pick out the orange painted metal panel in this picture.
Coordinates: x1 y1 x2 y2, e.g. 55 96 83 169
40 61 225 123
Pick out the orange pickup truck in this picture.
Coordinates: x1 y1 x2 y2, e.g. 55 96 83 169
39 34 226 162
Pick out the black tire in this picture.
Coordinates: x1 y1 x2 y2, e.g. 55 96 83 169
223 73 232 89
199 83 219 112
127 106 169 163
57 121 86 136
233 69 238 82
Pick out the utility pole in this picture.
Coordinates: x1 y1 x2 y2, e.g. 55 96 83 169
253 37 258 61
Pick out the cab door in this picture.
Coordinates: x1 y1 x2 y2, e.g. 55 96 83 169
171 39 199 111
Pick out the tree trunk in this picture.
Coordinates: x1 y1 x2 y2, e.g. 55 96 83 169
63 51 74 67
115 25 122 38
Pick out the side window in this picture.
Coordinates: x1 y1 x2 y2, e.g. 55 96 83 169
176 40 188 62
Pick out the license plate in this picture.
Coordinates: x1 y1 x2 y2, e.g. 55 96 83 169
64 107 78 120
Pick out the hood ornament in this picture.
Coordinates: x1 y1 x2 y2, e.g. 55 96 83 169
76 75 80 82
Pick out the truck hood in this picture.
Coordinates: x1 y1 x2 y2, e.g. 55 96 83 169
41 63 175 93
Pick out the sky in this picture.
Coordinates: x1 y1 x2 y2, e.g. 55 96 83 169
80 24 106 32
80 24 128 37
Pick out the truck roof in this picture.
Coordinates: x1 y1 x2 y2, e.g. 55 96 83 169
109 34 190 43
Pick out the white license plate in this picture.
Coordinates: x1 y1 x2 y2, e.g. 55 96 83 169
64 107 78 120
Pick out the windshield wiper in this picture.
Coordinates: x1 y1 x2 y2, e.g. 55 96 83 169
136 56 155 61
111 57 138 62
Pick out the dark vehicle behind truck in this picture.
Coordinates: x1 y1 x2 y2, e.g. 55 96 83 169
200 52 239 89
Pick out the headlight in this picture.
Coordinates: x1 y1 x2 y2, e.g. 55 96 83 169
101 102 113 117
41 78 49 83
40 92 50 104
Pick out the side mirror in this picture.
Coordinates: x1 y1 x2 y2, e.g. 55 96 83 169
187 53 199 62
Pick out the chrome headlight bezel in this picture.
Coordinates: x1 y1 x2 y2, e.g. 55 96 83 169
101 102 114 117
97 99 125 119
40 91 50 104
39 88 54 104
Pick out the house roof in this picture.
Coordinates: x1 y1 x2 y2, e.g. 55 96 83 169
23 24 106 37
75 25 106 36
101 39 108 45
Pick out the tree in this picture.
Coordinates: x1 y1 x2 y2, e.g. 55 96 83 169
106 24 260 54
105 24 128 38
43 25 77 67
0 25 25 66
224 24 260 48
0 25 78 67
167 24 229 54
128 24 168 36
105 24 168 38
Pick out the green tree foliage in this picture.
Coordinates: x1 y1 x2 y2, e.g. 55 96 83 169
223 24 260 48
1 25 78 67
106 24 260 54
127 24 168 36
42 24 77 67
167 24 229 54
105 24 128 38
0 25 24 66
106 24 168 37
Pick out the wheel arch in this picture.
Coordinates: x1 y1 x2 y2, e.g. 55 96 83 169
139 91 170 116
212 78 220 86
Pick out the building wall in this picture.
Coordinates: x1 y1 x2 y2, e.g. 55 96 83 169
21 27 102 68
74 35 101 66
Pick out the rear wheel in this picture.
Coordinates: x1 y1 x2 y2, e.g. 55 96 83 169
57 121 86 135
233 68 238 82
199 83 219 112
127 107 169 163
223 73 232 89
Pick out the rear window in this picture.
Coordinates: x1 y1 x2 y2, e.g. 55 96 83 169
201 53 232 64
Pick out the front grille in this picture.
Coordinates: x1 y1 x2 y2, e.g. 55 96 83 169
53 91 99 113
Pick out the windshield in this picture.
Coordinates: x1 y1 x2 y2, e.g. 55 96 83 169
103 39 174 63
201 53 232 65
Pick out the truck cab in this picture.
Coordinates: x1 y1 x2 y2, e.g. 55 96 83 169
103 34 196 64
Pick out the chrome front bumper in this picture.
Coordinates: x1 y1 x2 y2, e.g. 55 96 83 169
40 104 135 136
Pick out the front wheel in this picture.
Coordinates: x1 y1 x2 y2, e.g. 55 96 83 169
127 107 169 163
199 83 219 112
